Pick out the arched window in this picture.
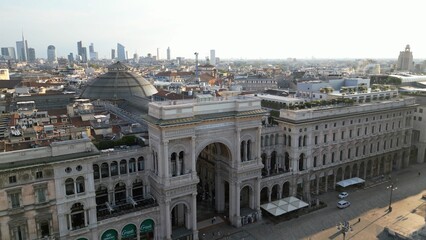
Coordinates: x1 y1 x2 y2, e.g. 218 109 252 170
120 159 127 175
247 140 252 160
298 154 304 171
76 176 85 193
129 158 136 173
303 135 307 146
298 136 302 147
114 182 126 204
65 178 74 195
101 163 109 178
137 157 145 171
275 134 279 145
70 203 85 230
240 141 245 162
313 156 317 167
93 164 100 180
283 134 287 146
95 185 108 205
322 154 326 165
132 179 144 200
288 136 292 147
270 135 274 146
110 161 118 176
179 151 184 175
171 152 177 176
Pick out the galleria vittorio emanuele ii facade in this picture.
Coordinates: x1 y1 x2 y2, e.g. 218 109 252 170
0 91 417 240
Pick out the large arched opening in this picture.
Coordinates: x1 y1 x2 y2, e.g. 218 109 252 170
196 142 232 222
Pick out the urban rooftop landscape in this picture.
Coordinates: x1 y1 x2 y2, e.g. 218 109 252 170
2 1 426 240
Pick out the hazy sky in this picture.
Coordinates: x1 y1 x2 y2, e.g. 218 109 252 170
2 0 425 60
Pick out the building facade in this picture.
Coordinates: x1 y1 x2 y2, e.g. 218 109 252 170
397 45 414 71
0 94 417 240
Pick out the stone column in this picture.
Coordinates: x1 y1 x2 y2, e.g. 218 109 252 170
192 193 199 240
215 169 224 212
236 129 241 165
162 140 169 182
191 137 197 177
165 201 172 240
257 127 262 162
235 182 241 227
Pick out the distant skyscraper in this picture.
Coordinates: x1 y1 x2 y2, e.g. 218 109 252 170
1 47 16 60
133 53 139 62
68 53 74 63
157 48 160 60
47 45 57 62
117 43 125 61
77 41 87 62
111 49 116 60
89 43 98 60
167 47 171 60
16 33 29 62
210 49 216 65
397 44 414 71
28 48 36 62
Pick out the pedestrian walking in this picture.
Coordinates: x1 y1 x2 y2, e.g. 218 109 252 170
358 218 361 223
419 172 421 176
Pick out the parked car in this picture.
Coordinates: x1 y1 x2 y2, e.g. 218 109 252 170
337 200 351 209
338 192 349 199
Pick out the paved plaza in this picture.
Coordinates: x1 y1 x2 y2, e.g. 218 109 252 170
198 163 426 240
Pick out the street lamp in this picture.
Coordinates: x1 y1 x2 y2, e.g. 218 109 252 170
387 183 397 212
337 221 353 240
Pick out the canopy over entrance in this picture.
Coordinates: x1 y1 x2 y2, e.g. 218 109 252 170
336 177 365 188
260 196 308 216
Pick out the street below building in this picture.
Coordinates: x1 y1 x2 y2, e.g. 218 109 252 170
199 163 426 240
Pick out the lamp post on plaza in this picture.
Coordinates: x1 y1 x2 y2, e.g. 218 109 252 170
387 183 397 212
337 221 353 240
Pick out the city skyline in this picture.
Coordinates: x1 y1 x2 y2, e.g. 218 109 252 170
2 0 426 60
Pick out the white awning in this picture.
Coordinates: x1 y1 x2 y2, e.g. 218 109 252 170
261 196 309 216
336 177 365 187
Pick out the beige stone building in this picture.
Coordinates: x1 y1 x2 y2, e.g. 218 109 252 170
0 93 417 240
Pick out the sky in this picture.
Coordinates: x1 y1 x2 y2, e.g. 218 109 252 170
1 0 425 60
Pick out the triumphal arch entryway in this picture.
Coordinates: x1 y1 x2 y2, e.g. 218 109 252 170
144 95 266 240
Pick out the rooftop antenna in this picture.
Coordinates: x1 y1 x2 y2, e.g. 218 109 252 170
194 52 199 80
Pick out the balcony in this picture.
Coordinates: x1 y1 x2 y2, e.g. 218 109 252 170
96 196 158 221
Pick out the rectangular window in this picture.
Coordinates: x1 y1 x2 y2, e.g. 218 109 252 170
341 131 344 139
356 147 359 157
35 188 47 203
357 128 360 136
324 134 327 143
364 127 367 135
420 108 423 113
36 171 43 179
363 145 366 155
370 143 373 153
377 142 380 151
325 124 328 129
315 125 318 130
333 133 336 141
372 126 375 134
331 152 335 163
9 192 21 208
349 130 352 138
420 117 423 121
340 151 343 161
347 149 351 159
9 176 17 184
315 136 318 145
